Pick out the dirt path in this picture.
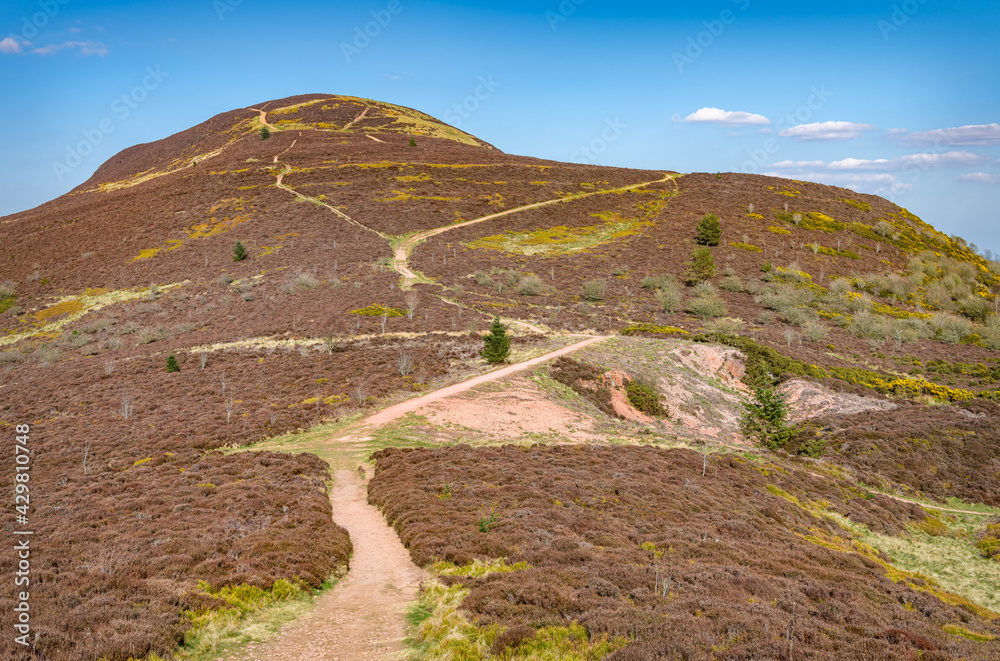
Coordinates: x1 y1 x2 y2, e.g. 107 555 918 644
239 468 426 661
393 173 679 289
251 107 277 131
341 107 370 132
361 334 607 427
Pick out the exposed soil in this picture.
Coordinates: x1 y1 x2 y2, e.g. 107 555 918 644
240 468 426 661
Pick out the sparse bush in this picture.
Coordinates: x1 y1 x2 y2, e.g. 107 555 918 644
959 295 990 324
719 275 744 293
687 292 727 319
473 271 493 287
783 306 819 327
517 275 544 296
654 285 682 313
706 317 744 335
873 220 894 237
695 214 722 246
295 271 320 290
219 274 235 286
849 312 891 342
241 292 256 302
803 321 828 342
641 274 674 290
481 316 511 364
930 313 973 344
693 281 717 297
137 326 168 344
684 247 716 284
582 279 606 302
37 345 63 366
233 241 248 262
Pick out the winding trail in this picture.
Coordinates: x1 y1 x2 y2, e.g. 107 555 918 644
238 335 609 660
392 173 680 289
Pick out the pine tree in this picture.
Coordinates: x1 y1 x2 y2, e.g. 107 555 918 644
481 316 511 365
166 354 180 373
409 137 417 147
260 126 271 140
739 386 792 449
233 241 248 262
684 246 716 285
695 214 722 246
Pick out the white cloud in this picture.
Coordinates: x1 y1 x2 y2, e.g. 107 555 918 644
31 40 108 56
0 37 24 54
683 107 770 127
772 150 990 172
779 121 877 141
763 171 911 197
957 172 1000 184
901 123 1000 147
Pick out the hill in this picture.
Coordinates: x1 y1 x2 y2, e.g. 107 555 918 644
1 94 999 659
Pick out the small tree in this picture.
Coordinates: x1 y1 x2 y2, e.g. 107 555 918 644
233 241 248 262
409 137 417 147
695 214 722 246
739 386 792 450
260 126 271 140
481 316 511 365
684 247 716 285
166 354 180 373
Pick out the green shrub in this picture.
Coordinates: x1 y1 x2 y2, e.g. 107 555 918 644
259 126 270 140
930 313 973 344
166 354 180 373
719 275 744 293
803 322 828 342
481 316 511 364
233 241 248 262
687 293 727 319
409 137 417 147
684 247 716 285
695 214 722 246
959 295 991 324
975 518 1000 560
517 275 545 296
582 279 606 302
740 386 792 450
641 274 673 290
625 378 667 417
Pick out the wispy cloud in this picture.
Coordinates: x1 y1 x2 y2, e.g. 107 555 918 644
683 107 770 127
32 40 108 56
957 172 1000 184
771 150 990 172
901 123 1000 147
779 121 877 141
764 171 911 196
0 37 25 54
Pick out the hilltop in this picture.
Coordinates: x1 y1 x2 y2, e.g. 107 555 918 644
1 94 999 659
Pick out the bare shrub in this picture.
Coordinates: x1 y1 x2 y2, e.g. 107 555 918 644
706 317 744 335
517 276 545 296
873 220 894 237
719 276 744 293
296 271 321 290
396 352 414 376
405 292 419 318
137 326 168 344
219 274 235 286
803 322 828 343
687 293 727 319
38 345 63 365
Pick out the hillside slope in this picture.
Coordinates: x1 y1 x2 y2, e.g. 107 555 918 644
1 94 999 660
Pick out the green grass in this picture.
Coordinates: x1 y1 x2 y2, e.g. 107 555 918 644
175 578 338 660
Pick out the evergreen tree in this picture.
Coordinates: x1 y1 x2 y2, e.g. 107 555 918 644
739 386 792 449
684 247 716 285
260 126 271 140
481 316 511 364
409 137 417 147
166 354 180 373
695 213 722 246
233 241 248 262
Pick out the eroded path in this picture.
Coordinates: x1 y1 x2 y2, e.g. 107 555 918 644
240 468 425 660
236 335 610 659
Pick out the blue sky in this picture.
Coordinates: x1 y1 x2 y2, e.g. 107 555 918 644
2 0 998 253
